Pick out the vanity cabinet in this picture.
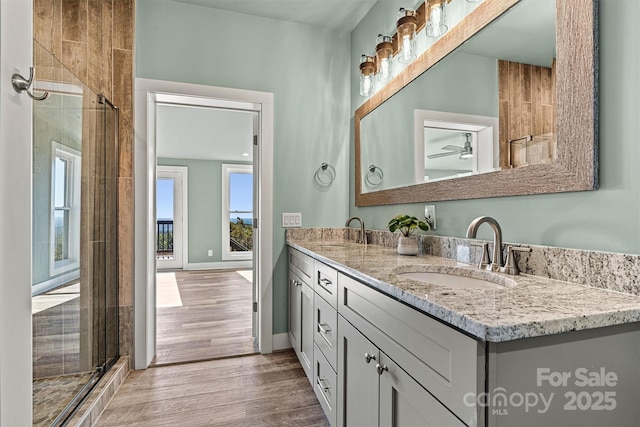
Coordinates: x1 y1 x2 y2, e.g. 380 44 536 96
288 248 315 381
337 273 481 426
288 243 640 427
289 247 340 425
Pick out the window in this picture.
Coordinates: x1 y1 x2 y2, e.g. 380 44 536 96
50 142 81 275
222 164 253 261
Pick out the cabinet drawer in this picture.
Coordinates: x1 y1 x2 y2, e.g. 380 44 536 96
314 292 338 371
314 261 338 308
289 247 313 284
314 344 337 427
338 273 483 426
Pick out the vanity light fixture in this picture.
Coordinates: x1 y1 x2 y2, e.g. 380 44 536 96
375 34 394 83
359 54 376 96
396 8 418 64
426 0 452 38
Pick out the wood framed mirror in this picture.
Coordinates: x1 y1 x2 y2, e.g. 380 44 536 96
355 0 597 206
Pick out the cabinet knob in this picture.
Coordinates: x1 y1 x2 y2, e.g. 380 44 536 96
364 353 376 363
376 363 388 375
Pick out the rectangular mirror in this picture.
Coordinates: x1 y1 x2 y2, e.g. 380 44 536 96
355 0 597 206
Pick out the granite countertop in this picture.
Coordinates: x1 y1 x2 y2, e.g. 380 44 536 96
287 239 640 342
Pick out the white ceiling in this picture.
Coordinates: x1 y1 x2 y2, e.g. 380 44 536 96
156 104 255 162
171 0 380 31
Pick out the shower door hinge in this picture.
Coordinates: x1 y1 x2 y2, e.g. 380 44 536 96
253 218 258 229
253 302 258 312
253 135 258 146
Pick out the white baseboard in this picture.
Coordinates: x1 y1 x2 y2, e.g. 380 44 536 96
32 270 80 296
272 332 292 351
182 260 253 271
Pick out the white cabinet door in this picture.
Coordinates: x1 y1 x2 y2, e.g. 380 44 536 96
337 316 379 427
300 282 315 381
288 270 302 354
379 351 465 427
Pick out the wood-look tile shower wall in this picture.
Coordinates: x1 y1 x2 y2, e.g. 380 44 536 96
34 0 135 368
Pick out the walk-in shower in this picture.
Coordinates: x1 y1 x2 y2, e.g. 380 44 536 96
31 41 119 426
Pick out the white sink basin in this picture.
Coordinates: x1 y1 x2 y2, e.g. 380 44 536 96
396 268 515 290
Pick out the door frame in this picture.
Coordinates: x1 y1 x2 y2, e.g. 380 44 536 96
156 166 188 270
0 0 33 424
134 78 274 369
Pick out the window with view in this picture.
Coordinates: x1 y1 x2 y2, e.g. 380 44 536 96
222 164 253 261
51 142 81 275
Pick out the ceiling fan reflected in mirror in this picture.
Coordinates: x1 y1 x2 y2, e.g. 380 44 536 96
427 132 474 159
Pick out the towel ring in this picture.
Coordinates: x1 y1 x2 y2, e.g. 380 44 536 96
314 162 336 186
365 165 383 186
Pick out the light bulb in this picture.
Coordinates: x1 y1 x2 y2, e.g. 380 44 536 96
378 58 391 82
360 75 373 96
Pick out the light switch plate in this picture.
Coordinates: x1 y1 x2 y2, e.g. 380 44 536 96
425 205 436 230
282 213 302 228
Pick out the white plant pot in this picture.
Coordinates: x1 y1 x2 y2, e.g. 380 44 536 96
397 236 419 256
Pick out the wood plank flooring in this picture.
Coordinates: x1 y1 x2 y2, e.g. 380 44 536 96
96 349 330 426
154 269 258 365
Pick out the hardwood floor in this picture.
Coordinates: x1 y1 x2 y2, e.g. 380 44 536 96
96 350 330 426
154 269 258 365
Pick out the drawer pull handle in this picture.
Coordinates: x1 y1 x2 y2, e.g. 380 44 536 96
376 363 388 375
364 353 376 363
319 277 332 286
318 322 332 334
317 377 331 393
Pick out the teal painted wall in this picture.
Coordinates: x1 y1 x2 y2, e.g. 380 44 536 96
137 0 352 334
157 158 251 264
350 0 640 253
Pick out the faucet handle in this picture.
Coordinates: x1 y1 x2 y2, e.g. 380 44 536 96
470 241 491 270
502 245 532 275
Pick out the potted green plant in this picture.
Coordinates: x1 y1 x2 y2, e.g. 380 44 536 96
387 214 430 255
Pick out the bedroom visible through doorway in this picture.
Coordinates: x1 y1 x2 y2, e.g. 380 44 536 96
152 101 260 366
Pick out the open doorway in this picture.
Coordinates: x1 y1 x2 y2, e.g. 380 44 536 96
152 102 260 365
135 78 273 370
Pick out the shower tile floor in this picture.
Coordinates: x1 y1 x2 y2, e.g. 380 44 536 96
32 282 88 426
32 372 93 427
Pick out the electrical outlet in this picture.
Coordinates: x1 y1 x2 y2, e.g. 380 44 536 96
425 205 436 230
207 249 213 257
282 213 302 228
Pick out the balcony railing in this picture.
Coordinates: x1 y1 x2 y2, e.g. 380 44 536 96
157 220 174 257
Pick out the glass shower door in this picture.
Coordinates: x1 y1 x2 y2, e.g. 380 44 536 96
31 40 119 427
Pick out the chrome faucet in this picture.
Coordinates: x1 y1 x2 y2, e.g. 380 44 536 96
466 216 531 275
466 216 503 272
345 216 367 244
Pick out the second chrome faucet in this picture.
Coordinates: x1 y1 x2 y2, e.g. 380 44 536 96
345 216 367 244
466 216 530 275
